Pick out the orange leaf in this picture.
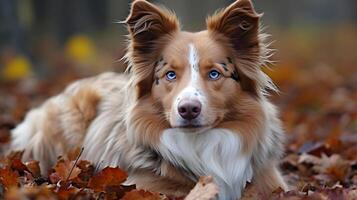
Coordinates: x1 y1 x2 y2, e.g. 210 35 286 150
1 151 23 166
88 167 127 192
56 186 79 200
11 158 28 173
52 159 81 181
122 190 162 200
72 160 95 187
0 167 19 190
26 160 41 178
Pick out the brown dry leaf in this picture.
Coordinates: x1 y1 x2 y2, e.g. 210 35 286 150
56 185 80 200
269 190 306 200
0 151 23 166
122 189 163 200
87 166 127 192
324 126 343 152
299 153 351 182
5 185 57 200
298 153 321 166
0 167 19 190
25 160 41 178
298 141 330 156
49 170 61 184
314 154 351 182
52 159 81 181
281 153 300 171
10 158 28 174
184 176 218 200
72 160 94 187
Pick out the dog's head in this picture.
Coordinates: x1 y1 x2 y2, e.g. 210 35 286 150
125 0 275 145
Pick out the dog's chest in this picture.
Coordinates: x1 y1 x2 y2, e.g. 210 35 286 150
158 128 253 199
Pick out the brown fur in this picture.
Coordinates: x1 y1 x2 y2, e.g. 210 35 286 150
69 87 100 127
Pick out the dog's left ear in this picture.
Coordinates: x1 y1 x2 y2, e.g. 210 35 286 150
207 0 260 55
124 0 180 98
207 0 263 96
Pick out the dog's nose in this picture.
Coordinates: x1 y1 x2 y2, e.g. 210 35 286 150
178 100 202 120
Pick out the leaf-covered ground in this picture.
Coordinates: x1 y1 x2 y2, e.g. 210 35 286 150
0 33 356 199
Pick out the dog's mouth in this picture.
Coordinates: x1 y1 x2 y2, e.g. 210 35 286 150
171 118 221 133
175 124 209 129
174 125 211 133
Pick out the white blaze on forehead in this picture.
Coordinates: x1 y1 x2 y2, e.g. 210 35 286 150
189 44 199 87
177 43 202 100
189 44 199 73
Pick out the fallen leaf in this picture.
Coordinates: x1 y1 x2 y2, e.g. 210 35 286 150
87 167 127 192
0 167 19 190
10 159 28 174
298 141 330 156
4 185 57 200
72 160 94 187
299 153 351 182
51 159 81 182
25 160 41 178
56 185 80 200
122 189 163 200
1 151 24 166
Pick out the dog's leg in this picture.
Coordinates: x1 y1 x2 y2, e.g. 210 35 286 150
254 164 288 197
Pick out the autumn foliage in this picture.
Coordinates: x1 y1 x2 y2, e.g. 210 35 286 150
0 148 221 200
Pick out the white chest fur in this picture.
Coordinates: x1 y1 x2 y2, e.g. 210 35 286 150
159 128 253 200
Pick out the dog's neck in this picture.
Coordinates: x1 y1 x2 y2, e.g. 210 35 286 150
158 128 253 199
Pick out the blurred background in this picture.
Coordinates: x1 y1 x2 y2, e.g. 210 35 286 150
0 0 357 194
1 0 356 79
0 0 357 180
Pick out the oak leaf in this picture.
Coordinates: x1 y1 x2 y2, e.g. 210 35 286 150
51 159 81 182
87 167 127 192
122 189 162 200
25 160 41 178
299 153 351 182
0 167 19 190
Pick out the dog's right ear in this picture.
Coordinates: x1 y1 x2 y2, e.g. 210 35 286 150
124 0 179 99
125 0 179 55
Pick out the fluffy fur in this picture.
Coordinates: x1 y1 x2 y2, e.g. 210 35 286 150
10 0 287 199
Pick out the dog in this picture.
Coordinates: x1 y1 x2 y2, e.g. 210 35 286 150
10 0 287 199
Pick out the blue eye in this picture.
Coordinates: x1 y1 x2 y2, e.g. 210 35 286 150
208 70 221 80
166 71 176 81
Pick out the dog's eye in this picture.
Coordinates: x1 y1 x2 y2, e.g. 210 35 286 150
208 70 221 80
166 71 177 81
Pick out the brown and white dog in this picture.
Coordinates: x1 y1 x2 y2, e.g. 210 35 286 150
10 0 287 199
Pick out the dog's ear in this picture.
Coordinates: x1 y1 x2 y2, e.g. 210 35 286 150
207 0 263 96
207 0 260 55
125 0 179 54
125 0 179 98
